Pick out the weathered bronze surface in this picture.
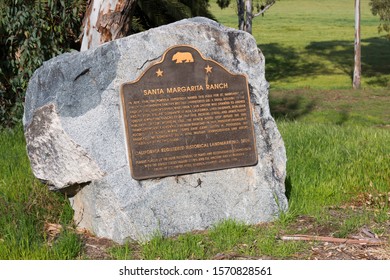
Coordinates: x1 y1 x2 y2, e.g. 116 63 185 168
121 45 257 180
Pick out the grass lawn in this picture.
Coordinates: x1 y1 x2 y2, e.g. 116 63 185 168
0 0 389 260
0 127 81 259
270 88 389 126
210 0 390 89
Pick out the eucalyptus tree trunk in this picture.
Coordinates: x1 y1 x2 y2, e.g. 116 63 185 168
237 0 245 31
236 0 275 34
80 0 136 51
245 0 253 34
353 0 361 89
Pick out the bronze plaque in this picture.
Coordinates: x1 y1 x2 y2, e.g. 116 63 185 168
120 45 257 180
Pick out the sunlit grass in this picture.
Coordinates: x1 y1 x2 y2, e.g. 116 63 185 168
279 122 390 214
0 127 81 259
210 0 390 89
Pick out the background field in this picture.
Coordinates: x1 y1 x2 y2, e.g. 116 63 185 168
0 0 389 259
210 0 390 89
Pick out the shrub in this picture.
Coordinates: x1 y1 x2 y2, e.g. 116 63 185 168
0 0 85 128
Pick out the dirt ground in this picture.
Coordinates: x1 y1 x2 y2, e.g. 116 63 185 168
65 192 390 260
77 210 390 260
282 214 390 260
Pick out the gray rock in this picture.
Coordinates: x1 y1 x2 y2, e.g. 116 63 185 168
24 103 105 190
23 17 287 243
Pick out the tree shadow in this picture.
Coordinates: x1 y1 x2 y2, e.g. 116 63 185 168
259 43 325 82
285 175 293 201
269 92 316 121
305 40 353 76
335 107 350 126
305 36 390 86
362 37 390 86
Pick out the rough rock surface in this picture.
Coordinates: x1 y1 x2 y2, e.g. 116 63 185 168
23 17 288 243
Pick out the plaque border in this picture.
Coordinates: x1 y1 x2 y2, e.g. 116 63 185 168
120 45 258 180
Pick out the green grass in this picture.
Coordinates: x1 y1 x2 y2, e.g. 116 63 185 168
270 88 390 126
110 219 309 260
333 212 371 238
280 122 389 214
141 232 207 260
0 127 81 259
210 0 390 89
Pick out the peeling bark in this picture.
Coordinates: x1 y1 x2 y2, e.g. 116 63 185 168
236 0 275 34
245 0 252 34
81 0 136 51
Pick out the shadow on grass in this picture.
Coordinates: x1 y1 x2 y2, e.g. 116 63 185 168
305 36 390 86
259 43 324 82
335 107 350 126
285 175 293 201
269 94 316 121
260 37 389 87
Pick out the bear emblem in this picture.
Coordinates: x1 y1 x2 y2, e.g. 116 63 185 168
172 52 194 63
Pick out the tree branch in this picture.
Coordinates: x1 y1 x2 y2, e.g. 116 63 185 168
252 1 275 18
280 234 385 246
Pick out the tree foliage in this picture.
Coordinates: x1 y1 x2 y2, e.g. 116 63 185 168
370 0 390 38
0 0 85 128
81 0 216 50
0 0 216 127
217 0 230 9
131 0 216 33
